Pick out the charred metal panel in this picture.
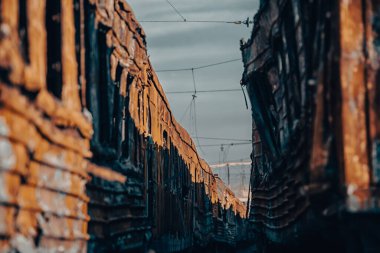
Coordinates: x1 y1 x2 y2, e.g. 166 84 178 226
85 1 247 251
0 0 247 252
242 0 380 249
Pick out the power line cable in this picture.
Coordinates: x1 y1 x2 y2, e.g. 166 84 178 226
165 0 187 21
166 88 241 94
210 161 252 169
159 0 252 26
192 136 251 142
140 18 253 27
197 142 251 147
180 97 194 123
189 96 194 133
223 144 231 163
156 58 241 72
210 157 251 165
191 69 197 94
188 71 207 156
193 96 206 155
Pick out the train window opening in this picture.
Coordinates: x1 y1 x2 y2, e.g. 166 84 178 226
112 65 124 155
112 87 120 150
114 65 123 88
121 117 129 159
147 101 152 134
163 144 169 185
283 4 301 121
18 0 29 63
122 106 130 159
74 0 80 67
134 128 139 165
46 0 63 98
121 74 134 159
84 4 101 143
137 90 142 128
128 126 136 164
97 25 113 145
163 130 168 149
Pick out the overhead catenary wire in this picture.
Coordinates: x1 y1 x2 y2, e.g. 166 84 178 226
158 0 253 26
160 58 244 98
166 88 242 94
197 142 251 147
210 157 251 165
140 19 253 26
189 70 207 156
125 2 251 180
191 68 197 93
148 2 250 160
193 96 206 155
165 0 187 21
180 97 195 123
210 161 252 169
192 136 251 142
156 58 241 72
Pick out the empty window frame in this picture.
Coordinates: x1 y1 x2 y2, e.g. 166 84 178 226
46 0 62 98
112 65 124 157
18 0 29 63
84 5 114 147
97 25 113 145
84 4 100 142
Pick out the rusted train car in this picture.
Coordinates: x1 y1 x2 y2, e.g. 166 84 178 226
0 0 246 252
241 0 380 252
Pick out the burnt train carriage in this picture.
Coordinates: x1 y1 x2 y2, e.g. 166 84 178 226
0 0 246 252
241 0 380 252
0 0 93 252
83 1 247 252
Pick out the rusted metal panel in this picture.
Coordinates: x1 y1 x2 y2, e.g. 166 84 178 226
24 0 47 91
0 0 96 251
0 172 21 204
0 85 92 155
339 0 371 210
61 0 81 111
27 162 88 199
0 137 28 175
242 0 380 250
15 209 88 239
17 186 89 219
0 206 16 236
0 0 25 85
0 0 246 252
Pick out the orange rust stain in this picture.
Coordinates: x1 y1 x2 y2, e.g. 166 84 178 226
0 0 25 85
87 163 127 183
61 0 81 111
340 0 370 204
28 162 88 199
0 206 16 236
0 0 92 250
25 0 47 91
310 73 329 182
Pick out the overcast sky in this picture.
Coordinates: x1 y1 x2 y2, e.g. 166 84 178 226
128 1 259 173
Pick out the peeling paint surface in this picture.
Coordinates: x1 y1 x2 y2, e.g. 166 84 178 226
0 138 16 171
